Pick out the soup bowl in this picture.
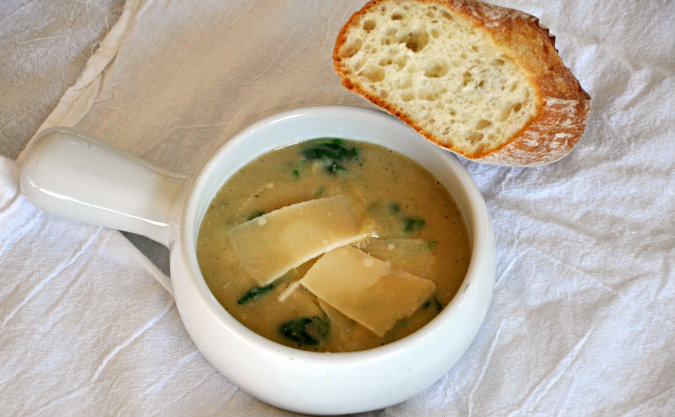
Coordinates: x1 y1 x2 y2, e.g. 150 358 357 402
20 106 495 415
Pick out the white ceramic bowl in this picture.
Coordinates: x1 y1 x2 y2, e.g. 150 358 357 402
20 106 495 415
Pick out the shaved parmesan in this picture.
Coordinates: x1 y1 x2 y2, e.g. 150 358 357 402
300 246 436 337
229 195 372 285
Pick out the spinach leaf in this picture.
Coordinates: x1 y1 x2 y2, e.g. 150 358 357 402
389 202 401 214
300 138 359 175
279 315 330 346
403 217 426 232
327 162 346 174
380 201 426 233
237 282 275 304
422 296 443 312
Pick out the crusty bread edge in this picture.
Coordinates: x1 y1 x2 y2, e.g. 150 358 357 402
333 0 592 167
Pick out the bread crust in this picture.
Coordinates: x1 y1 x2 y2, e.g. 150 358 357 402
333 0 591 166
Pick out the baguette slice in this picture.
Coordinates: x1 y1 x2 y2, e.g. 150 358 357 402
333 0 591 166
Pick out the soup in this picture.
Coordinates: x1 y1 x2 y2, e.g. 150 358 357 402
197 138 470 352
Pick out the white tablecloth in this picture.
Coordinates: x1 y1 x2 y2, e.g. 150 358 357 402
1 1 673 415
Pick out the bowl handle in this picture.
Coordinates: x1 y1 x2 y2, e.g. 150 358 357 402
19 127 188 248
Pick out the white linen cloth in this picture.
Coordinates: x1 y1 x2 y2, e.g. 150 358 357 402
2 0 674 416
0 0 126 160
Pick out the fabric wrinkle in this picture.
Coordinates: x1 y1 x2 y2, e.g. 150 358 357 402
466 319 506 417
1 0 673 415
148 367 220 417
90 301 174 383
1 226 102 329
505 326 594 417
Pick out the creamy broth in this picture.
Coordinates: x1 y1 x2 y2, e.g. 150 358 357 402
197 139 470 352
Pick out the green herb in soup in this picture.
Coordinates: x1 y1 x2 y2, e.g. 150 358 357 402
279 315 330 346
237 282 276 305
196 139 471 352
422 296 443 312
402 217 426 233
299 138 359 175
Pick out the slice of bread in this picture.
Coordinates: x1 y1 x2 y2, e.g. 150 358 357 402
333 0 591 166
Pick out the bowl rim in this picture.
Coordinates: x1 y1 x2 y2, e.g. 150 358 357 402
178 105 493 362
